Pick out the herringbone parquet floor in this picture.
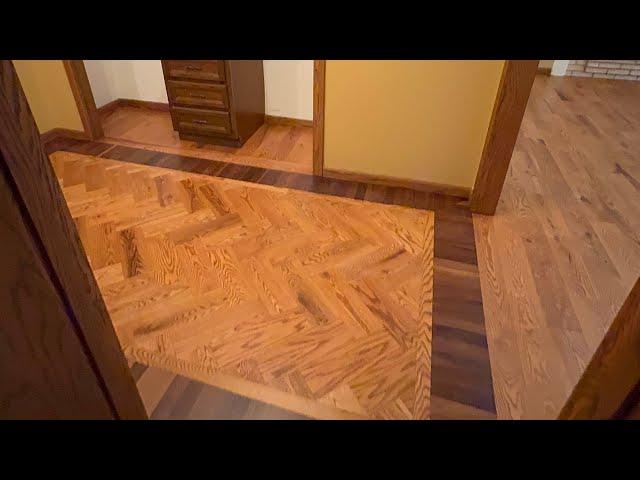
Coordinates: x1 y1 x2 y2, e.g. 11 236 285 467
52 151 434 419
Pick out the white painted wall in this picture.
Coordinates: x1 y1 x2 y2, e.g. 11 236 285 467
84 60 168 107
84 60 314 120
263 60 313 120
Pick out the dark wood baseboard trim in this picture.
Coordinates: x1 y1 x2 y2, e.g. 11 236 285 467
265 115 313 128
97 98 170 118
470 61 538 215
40 128 89 144
537 67 552 75
313 60 326 176
431 204 496 419
323 168 471 199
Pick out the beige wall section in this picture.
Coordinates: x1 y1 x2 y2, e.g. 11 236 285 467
13 60 83 133
323 60 505 188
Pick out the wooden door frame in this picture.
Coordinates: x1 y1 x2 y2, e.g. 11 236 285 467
558 276 640 419
312 60 325 176
63 60 103 140
1 60 146 419
470 60 539 215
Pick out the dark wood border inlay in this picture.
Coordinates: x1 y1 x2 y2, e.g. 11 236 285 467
313 60 326 176
45 135 498 419
63 60 104 140
45 137 470 213
431 204 496 419
470 61 538 215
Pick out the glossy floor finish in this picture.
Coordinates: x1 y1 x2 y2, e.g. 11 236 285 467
47 144 495 419
475 76 640 419
53 151 434 419
101 106 314 174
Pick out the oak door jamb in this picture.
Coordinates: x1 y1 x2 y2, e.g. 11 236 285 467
470 60 538 215
63 60 103 140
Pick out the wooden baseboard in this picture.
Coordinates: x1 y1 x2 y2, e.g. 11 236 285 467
323 168 471 199
265 115 313 128
98 98 170 117
40 128 89 144
537 67 552 75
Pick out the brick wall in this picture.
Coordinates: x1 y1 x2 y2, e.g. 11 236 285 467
566 60 640 81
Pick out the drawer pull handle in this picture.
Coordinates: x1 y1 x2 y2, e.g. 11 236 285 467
190 94 207 99
192 119 208 125
185 65 202 71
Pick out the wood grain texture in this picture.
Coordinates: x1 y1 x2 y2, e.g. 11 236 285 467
99 105 314 174
431 204 496 418
0 60 146 419
133 362 308 419
470 61 538 215
52 151 435 420
313 60 326 176
41 127 88 143
558 277 640 419
0 159 113 419
63 60 104 140
475 75 640 419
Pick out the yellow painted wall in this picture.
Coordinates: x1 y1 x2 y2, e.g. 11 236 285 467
13 60 83 133
323 60 505 189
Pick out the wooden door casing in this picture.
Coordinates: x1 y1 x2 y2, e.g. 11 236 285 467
0 60 146 419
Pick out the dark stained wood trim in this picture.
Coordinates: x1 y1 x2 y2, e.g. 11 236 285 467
63 60 104 140
96 98 122 118
265 114 313 128
470 61 538 215
98 98 170 119
313 60 326 176
41 127 88 144
0 155 114 419
537 67 552 75
46 137 470 213
324 167 471 199
558 276 640 419
0 60 146 419
430 204 497 419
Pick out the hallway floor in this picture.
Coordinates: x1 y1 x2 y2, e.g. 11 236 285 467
43 75 640 419
101 106 314 174
475 75 640 419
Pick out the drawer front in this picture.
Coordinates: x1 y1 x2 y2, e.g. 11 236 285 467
163 60 225 82
167 80 229 110
172 107 233 136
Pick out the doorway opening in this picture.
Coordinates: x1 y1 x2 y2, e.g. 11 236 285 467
67 60 325 176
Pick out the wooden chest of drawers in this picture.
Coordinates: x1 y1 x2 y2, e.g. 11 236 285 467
161 60 264 147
